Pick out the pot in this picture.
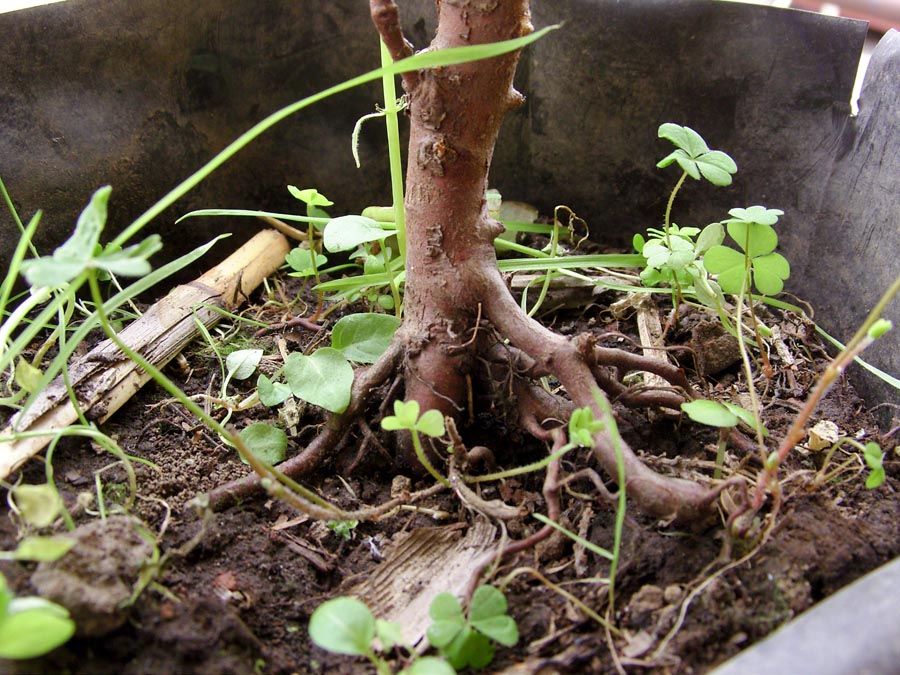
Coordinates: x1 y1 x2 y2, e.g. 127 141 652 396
1 1 897 671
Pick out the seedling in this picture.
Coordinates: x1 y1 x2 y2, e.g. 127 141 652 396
323 212 403 314
863 442 886 489
426 585 518 671
704 205 789 380
203 311 400 463
681 399 767 479
641 123 737 322
0 571 75 660
381 400 448 487
308 596 455 675
704 206 790 297
813 437 886 489
326 519 360 540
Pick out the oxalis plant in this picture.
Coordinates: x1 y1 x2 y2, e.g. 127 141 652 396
307 585 517 674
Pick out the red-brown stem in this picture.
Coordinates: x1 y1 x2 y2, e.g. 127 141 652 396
372 0 532 464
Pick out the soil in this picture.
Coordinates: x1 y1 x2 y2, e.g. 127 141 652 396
1 259 898 675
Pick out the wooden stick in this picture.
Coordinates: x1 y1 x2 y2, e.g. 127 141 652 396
0 229 289 479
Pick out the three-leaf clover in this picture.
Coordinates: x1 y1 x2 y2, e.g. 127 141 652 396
427 586 518 670
382 400 448 486
657 123 738 186
704 206 790 295
381 400 445 438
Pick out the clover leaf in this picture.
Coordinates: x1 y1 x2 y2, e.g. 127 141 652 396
657 123 738 186
426 586 518 670
704 206 790 296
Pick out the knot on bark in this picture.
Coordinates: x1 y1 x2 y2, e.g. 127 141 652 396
417 134 458 177
573 332 598 363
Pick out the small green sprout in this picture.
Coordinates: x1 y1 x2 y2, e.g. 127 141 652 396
863 442 886 489
308 596 455 675
681 399 767 478
568 405 605 448
285 247 329 279
426 585 518 671
867 318 892 340
287 186 334 284
323 213 402 314
381 400 449 486
326 519 360 540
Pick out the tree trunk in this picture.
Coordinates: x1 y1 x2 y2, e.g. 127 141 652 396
375 0 532 453
370 1 725 523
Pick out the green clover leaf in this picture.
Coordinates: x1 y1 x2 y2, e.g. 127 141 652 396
657 123 738 186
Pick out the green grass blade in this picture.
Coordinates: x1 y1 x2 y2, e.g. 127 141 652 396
497 253 645 272
533 512 614 560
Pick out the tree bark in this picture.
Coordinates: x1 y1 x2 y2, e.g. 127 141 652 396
370 2 727 523
375 0 532 447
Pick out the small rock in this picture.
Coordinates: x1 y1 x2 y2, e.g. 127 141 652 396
663 584 683 604
30 515 154 637
690 320 742 376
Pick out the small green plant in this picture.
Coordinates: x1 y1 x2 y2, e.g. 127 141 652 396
326 519 360 540
381 400 448 486
427 585 518 671
635 123 737 321
681 398 768 479
186 307 400 465
863 442 886 489
813 437 887 489
0 526 76 660
308 595 455 675
703 206 790 298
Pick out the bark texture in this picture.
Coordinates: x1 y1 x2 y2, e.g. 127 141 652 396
377 0 532 439
363 0 736 524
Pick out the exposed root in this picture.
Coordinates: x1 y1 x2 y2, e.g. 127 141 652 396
204 266 751 528
204 341 403 511
482 268 740 525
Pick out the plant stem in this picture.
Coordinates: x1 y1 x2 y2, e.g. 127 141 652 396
410 428 451 488
663 171 688 323
733 275 767 457
663 170 688 249
465 442 575 482
752 271 900 508
714 428 728 480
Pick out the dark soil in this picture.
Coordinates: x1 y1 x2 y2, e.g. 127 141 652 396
2 264 898 675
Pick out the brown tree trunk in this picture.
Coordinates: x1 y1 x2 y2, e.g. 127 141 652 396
375 0 532 443
368 1 727 523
